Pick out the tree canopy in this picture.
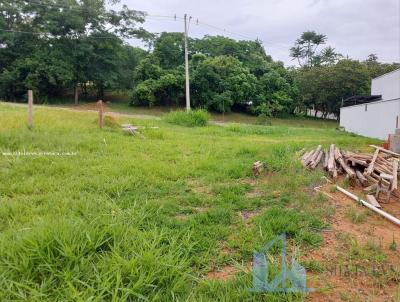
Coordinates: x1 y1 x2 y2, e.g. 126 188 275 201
1 5 399 120
131 33 297 115
0 0 149 100
290 31 342 68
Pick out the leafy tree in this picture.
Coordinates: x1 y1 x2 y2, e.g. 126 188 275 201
132 56 163 83
290 31 342 68
116 46 147 90
131 35 297 116
0 0 148 100
363 54 399 79
315 46 343 66
131 79 157 106
131 67 184 107
192 36 271 70
295 59 370 118
153 32 185 69
191 55 257 112
290 31 327 67
252 68 297 116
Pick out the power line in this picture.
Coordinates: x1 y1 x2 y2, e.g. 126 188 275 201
5 1 264 44
0 28 125 40
195 20 257 41
16 1 259 42
17 0 176 21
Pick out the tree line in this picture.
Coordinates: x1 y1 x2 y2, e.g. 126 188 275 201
1 0 399 118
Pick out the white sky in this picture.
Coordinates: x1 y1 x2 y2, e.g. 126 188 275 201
121 0 400 66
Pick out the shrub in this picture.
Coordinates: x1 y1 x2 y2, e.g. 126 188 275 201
255 113 272 125
164 109 209 127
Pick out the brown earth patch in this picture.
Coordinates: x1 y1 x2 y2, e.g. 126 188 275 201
245 190 263 198
65 102 111 112
206 265 241 281
239 208 264 222
305 182 400 302
174 214 191 221
186 179 214 196
174 206 209 221
206 263 252 282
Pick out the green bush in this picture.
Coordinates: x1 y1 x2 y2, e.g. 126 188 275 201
164 109 209 127
255 113 272 125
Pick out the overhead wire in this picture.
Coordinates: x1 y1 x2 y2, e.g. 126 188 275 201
4 0 263 44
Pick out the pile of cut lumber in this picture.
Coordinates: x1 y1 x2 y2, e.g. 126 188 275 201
301 144 399 188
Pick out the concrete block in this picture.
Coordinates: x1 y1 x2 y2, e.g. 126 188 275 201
389 133 400 153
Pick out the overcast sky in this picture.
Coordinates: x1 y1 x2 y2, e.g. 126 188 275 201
122 0 400 66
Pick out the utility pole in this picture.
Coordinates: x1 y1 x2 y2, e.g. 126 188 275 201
184 14 191 111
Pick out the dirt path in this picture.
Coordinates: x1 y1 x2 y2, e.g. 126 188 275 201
50 103 162 120
0 101 161 120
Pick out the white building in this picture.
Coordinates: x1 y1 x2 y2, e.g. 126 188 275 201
340 68 400 139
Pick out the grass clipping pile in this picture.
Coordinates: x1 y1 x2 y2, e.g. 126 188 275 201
301 144 400 226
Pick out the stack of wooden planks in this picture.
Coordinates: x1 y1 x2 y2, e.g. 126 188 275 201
302 144 399 189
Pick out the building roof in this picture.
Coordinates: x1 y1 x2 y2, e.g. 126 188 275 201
342 95 382 107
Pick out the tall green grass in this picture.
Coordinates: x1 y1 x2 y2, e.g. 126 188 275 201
164 109 209 127
0 102 379 301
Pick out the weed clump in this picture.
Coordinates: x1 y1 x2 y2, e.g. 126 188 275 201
255 113 272 126
93 115 120 128
164 109 209 127
103 115 120 128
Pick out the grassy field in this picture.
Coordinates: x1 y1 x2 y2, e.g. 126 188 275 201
107 102 339 129
0 102 384 301
44 96 338 128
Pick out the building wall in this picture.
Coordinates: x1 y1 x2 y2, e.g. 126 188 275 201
340 99 400 139
371 69 400 100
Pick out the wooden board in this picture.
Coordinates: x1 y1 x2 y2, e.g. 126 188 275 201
356 170 368 186
328 144 335 171
370 145 400 158
366 194 382 208
365 148 380 176
392 160 398 190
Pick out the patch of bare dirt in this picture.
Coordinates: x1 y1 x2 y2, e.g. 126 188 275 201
245 190 263 198
54 103 160 119
174 206 209 221
206 262 252 282
193 206 209 213
206 265 241 281
192 186 214 196
186 179 214 196
305 182 400 302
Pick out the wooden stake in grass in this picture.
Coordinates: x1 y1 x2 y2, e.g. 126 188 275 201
28 89 33 128
97 100 104 129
